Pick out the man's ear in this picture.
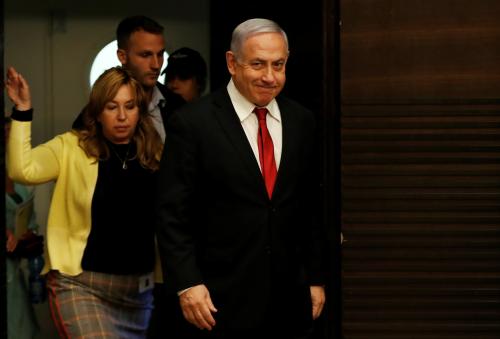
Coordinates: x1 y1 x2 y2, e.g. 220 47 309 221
226 51 236 75
117 49 127 65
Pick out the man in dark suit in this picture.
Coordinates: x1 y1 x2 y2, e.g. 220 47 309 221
115 15 185 138
156 18 326 338
73 15 185 135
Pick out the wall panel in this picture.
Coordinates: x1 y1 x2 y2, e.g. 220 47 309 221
341 1 500 338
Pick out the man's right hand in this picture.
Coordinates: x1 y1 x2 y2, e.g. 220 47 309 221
179 284 218 330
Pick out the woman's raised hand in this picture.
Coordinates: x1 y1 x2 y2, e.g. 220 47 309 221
5 67 32 111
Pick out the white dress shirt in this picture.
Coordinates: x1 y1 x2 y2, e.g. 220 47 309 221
149 86 166 142
226 79 282 170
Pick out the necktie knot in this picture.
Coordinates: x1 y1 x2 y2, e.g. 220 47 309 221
254 107 268 121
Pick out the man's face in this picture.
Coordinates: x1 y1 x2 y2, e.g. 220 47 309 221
117 30 165 89
167 77 199 102
226 32 288 107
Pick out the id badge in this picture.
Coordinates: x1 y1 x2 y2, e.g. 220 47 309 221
138 272 154 293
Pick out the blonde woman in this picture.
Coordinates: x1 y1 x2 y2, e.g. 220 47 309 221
6 66 162 338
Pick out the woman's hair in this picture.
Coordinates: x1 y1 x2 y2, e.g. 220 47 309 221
77 66 162 171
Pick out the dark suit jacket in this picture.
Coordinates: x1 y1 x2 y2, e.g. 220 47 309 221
156 82 186 124
156 88 325 332
72 82 185 130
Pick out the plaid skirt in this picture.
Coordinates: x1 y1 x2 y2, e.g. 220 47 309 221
47 270 154 339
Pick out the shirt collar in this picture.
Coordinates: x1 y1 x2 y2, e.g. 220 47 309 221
148 85 165 112
227 79 281 123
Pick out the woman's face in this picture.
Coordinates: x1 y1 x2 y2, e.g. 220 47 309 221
98 84 140 144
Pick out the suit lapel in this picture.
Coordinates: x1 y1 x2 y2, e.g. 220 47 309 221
211 90 268 197
272 98 299 201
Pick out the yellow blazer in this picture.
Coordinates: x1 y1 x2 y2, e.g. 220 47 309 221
8 120 164 281
7 120 97 275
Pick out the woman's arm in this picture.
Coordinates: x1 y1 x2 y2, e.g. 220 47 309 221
6 67 61 184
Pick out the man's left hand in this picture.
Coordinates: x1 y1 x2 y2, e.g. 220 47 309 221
310 285 325 319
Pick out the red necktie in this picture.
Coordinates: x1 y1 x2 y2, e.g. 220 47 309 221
254 107 277 199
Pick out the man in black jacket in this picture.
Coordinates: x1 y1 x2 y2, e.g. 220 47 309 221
156 18 326 339
74 15 185 137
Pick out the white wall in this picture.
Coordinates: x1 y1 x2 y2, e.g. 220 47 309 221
5 1 210 337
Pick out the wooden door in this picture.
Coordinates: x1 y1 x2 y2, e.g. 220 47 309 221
338 1 500 338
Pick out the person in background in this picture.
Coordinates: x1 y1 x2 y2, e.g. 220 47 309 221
155 18 326 338
116 15 185 139
5 115 43 339
163 47 207 102
6 66 162 338
71 18 187 335
74 15 185 139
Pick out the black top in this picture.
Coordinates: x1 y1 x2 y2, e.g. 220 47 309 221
81 141 157 275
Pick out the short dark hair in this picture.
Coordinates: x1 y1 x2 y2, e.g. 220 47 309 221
163 47 208 93
116 15 164 49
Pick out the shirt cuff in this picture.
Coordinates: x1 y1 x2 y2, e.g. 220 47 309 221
177 286 194 296
11 107 33 121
